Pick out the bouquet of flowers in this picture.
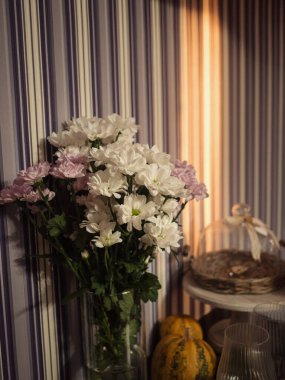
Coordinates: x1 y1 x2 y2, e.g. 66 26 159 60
0 114 207 374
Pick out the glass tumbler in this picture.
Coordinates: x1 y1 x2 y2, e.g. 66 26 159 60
251 302 285 380
216 322 276 380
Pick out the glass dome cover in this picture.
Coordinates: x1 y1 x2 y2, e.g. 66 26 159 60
190 203 285 294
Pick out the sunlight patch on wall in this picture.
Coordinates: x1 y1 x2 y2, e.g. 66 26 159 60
179 0 222 317
180 0 222 250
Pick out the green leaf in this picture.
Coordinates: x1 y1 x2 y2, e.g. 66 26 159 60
140 272 161 288
91 138 102 148
61 288 86 304
90 278 105 295
47 213 66 237
123 262 137 273
103 296 112 311
136 185 149 197
142 288 159 302
138 272 161 302
119 292 134 321
73 228 92 251
129 318 140 338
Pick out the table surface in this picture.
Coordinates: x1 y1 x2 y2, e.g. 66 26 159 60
183 271 285 312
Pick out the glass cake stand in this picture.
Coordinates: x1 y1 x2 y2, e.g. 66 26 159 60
183 271 285 353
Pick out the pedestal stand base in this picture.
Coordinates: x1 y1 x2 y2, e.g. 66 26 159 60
207 311 250 353
207 318 230 353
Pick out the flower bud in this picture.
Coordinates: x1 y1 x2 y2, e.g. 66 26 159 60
81 250 89 259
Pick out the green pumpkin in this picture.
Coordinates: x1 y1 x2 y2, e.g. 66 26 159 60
159 314 203 340
151 334 216 380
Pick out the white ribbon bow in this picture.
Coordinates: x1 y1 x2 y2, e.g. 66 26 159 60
225 215 280 261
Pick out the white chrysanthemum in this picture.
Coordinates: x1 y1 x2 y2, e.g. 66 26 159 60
89 147 106 166
76 193 107 211
88 169 128 198
134 144 173 168
80 210 111 233
55 145 90 161
135 163 186 197
48 118 93 147
161 198 180 217
93 225 122 248
89 141 128 166
114 194 156 232
135 164 168 196
112 146 146 175
140 215 182 253
47 128 88 148
103 114 138 143
66 117 89 128
80 199 111 233
82 117 120 142
153 195 180 218
82 118 103 141
91 142 146 175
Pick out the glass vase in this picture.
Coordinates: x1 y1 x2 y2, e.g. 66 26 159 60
216 322 276 380
251 302 285 379
81 290 147 380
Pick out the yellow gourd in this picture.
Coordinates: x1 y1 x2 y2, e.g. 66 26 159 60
151 333 216 380
159 314 203 340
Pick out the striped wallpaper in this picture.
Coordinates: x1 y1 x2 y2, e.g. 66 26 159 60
0 0 284 379
180 0 285 318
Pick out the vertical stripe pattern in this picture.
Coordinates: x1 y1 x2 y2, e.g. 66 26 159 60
0 0 285 378
221 0 285 231
180 0 285 317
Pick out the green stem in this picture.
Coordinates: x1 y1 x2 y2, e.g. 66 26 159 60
108 199 118 224
36 185 56 215
127 175 133 194
77 263 89 285
104 247 109 272
173 200 188 222
69 183 82 222
104 247 113 293
84 257 92 271
26 209 85 285
126 232 133 259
